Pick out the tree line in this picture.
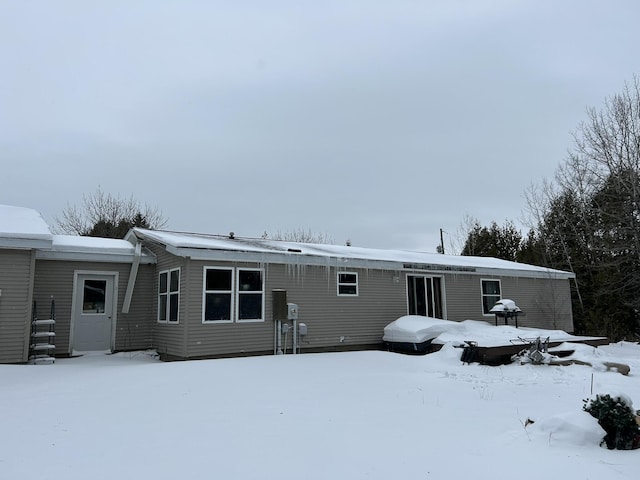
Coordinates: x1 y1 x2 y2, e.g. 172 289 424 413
460 77 640 341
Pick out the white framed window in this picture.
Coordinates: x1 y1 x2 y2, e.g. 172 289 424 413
337 272 358 296
203 267 264 323
158 268 180 323
481 279 501 315
236 268 265 322
203 267 234 323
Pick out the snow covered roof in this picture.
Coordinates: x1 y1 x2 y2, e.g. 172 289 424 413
130 228 574 279
0 205 53 249
0 204 154 263
35 235 156 264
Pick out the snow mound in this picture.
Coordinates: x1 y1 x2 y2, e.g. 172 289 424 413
532 412 606 447
382 315 459 343
383 316 600 350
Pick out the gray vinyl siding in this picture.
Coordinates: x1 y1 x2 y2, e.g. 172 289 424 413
444 273 494 320
180 261 407 358
33 259 154 354
114 264 154 351
272 265 406 352
502 276 573 331
0 249 35 363
183 260 272 357
145 242 187 358
442 273 574 331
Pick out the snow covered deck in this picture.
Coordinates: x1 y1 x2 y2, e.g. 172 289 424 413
383 316 608 364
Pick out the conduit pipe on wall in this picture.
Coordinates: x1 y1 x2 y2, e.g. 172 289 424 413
275 320 283 355
292 320 298 354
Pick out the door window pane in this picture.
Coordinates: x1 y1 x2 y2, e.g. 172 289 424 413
433 277 443 319
83 280 106 314
408 276 427 316
426 278 434 317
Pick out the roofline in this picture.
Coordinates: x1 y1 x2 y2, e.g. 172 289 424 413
130 228 575 280
166 245 575 280
0 237 53 250
35 250 156 264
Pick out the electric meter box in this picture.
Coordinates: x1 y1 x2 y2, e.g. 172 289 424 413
272 290 288 321
287 303 298 320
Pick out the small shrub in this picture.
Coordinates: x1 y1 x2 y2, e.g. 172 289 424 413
583 394 640 450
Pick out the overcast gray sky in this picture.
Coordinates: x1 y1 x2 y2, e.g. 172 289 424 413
2 1 638 252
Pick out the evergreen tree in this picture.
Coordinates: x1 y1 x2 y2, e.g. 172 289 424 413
525 77 640 339
461 220 522 262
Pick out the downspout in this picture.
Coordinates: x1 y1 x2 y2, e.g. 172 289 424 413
292 319 298 354
122 241 142 314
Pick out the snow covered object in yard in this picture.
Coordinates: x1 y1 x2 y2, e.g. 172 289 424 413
386 317 581 349
383 315 460 354
382 315 460 354
489 298 521 314
489 298 523 326
383 315 609 365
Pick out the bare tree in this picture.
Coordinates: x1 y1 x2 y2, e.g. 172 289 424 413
263 228 334 244
448 214 481 255
56 188 168 238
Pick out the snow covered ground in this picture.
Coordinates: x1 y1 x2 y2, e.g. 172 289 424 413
2 342 639 479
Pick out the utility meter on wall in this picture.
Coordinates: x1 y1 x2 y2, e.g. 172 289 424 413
287 303 298 320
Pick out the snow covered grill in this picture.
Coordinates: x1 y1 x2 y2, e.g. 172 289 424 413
489 299 523 327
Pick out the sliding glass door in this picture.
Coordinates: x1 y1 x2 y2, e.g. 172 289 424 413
407 275 443 319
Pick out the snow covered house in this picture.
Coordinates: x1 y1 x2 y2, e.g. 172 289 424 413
0 205 155 363
0 205 576 363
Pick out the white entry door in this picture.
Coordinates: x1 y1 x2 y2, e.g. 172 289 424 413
73 273 115 351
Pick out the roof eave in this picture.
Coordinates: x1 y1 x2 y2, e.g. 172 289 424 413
35 250 156 264
166 246 574 279
0 237 53 250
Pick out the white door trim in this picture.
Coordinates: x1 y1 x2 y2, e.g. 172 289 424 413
69 270 119 354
